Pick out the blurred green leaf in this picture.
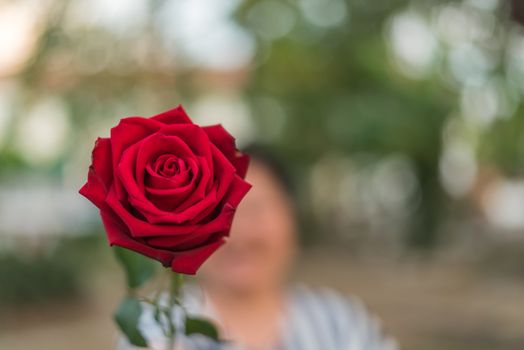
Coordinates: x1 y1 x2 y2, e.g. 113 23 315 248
114 296 148 348
113 246 156 289
153 303 162 324
185 316 219 341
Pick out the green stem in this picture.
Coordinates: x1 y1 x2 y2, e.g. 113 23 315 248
165 271 183 350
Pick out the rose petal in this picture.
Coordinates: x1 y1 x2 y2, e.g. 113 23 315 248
135 156 210 218
169 239 225 274
106 186 200 236
140 125 215 212
110 117 164 199
145 157 198 190
232 153 250 179
79 137 113 208
151 154 185 177
134 133 195 191
223 175 252 208
145 165 191 189
106 185 236 238
169 156 211 213
194 203 236 233
101 207 225 274
145 233 201 249
117 141 168 218
158 124 214 175
117 133 202 217
100 208 175 267
145 229 218 251
137 187 218 225
186 144 237 223
191 176 251 227
110 117 164 169
189 176 251 229
144 178 198 213
151 105 193 125
203 124 249 178
203 124 236 159
210 144 236 201
164 188 218 223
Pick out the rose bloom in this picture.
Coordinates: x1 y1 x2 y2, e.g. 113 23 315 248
79 106 251 274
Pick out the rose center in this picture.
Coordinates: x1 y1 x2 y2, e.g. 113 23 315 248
153 154 187 178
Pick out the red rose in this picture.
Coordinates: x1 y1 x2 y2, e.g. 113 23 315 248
79 106 251 274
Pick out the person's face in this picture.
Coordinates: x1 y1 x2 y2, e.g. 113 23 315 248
200 160 297 294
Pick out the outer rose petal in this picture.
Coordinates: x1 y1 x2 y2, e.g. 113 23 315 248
232 153 250 179
151 105 193 125
145 230 213 250
170 239 225 274
79 137 113 208
191 203 236 235
110 118 164 169
190 177 251 228
203 124 249 178
100 209 175 267
186 144 237 223
203 125 236 158
101 207 225 274
221 175 252 209
210 143 236 200
188 177 250 233
145 231 208 250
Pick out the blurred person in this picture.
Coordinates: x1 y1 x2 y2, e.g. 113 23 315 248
120 146 397 350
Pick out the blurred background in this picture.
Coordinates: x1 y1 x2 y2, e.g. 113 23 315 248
0 0 523 349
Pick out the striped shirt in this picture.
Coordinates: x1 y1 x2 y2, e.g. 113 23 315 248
119 285 398 350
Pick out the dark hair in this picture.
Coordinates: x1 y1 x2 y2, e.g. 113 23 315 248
242 144 295 202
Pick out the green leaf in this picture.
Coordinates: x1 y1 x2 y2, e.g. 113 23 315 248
113 246 156 289
184 316 219 341
114 296 148 348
